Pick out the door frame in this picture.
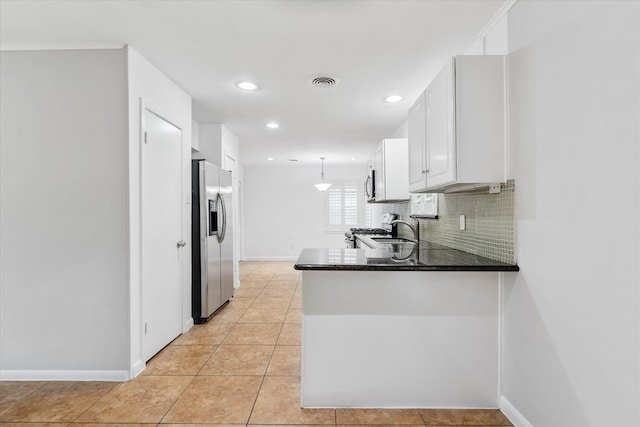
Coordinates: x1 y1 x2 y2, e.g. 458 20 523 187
223 152 240 288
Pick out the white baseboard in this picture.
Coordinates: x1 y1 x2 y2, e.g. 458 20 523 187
129 359 145 379
0 369 131 382
242 256 298 261
500 395 534 427
183 316 194 333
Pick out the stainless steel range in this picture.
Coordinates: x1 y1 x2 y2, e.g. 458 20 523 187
344 213 398 248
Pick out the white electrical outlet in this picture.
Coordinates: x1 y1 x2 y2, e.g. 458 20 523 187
489 183 501 194
459 215 466 231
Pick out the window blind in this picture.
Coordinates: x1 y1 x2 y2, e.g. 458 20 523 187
325 181 359 232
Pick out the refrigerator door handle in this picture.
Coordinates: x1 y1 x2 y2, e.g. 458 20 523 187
208 199 218 236
216 192 226 243
365 175 371 198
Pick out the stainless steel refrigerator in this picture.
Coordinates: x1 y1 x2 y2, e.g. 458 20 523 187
191 159 234 323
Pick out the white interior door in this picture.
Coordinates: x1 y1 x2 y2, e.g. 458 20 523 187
142 108 183 361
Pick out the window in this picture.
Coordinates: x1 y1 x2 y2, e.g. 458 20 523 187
325 181 360 232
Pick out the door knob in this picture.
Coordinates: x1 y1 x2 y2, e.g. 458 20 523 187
177 240 186 248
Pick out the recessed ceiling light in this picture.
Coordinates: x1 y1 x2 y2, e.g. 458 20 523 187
266 122 279 129
236 81 258 91
351 157 357 161
267 157 274 161
385 95 403 103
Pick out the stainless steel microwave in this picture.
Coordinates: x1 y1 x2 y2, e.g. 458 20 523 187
365 169 376 202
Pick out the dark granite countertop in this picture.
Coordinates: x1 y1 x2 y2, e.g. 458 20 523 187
294 242 519 272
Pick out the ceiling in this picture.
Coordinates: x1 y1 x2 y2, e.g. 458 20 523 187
0 0 506 166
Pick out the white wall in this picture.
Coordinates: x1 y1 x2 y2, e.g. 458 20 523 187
500 1 640 426
127 46 192 377
244 164 367 259
191 119 200 151
0 49 130 378
0 47 193 381
390 120 408 138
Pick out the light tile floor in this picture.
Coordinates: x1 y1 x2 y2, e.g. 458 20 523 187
0 260 513 427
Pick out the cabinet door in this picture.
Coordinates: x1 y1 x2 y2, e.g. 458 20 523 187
408 91 427 192
382 138 409 200
426 58 456 188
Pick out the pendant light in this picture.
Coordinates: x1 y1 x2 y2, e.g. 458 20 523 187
314 157 332 191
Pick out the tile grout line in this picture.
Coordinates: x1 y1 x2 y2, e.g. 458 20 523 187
155 373 198 425
160 268 268 426
245 273 288 426
67 381 119 424
156 274 246 425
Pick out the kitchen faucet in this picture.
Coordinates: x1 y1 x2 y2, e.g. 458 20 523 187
390 219 419 242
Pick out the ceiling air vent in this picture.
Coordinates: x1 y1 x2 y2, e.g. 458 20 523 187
311 76 337 87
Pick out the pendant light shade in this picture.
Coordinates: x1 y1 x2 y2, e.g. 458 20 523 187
314 157 332 191
314 182 332 191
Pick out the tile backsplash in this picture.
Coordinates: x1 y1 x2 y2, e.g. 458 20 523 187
376 180 516 264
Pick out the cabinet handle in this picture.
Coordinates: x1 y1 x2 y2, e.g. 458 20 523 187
176 240 186 248
422 169 429 174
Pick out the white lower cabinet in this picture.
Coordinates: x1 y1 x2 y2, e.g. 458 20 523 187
408 55 506 192
300 270 500 408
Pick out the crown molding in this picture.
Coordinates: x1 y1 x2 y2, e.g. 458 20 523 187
0 42 125 51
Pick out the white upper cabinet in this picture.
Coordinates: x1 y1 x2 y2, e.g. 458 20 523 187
408 55 506 192
425 58 456 188
373 144 384 199
408 90 427 192
369 138 409 202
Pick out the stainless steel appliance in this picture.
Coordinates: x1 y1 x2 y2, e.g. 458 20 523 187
365 169 376 202
191 159 234 324
344 213 398 248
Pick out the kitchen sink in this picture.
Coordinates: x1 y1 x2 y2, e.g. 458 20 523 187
356 235 417 252
371 237 417 244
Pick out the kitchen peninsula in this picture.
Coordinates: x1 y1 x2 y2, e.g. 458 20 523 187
294 244 518 408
